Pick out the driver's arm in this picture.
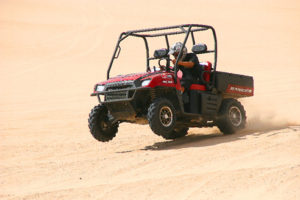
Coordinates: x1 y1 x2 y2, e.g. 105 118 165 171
172 59 194 68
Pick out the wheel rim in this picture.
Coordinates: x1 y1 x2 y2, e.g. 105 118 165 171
229 106 242 127
159 106 173 127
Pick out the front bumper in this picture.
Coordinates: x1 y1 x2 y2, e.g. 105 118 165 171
91 87 150 103
91 87 152 124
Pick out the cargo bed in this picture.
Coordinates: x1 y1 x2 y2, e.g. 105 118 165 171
215 71 254 98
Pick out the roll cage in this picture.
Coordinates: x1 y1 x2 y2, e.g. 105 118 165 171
107 24 218 86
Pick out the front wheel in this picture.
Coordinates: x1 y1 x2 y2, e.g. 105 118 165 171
216 99 246 134
88 105 118 142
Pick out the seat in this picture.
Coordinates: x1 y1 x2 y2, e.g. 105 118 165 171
200 61 212 83
190 84 206 91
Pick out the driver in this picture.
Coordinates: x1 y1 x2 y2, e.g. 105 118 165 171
168 42 201 93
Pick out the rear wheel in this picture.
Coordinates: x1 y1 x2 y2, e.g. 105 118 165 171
88 105 118 142
216 99 246 134
147 98 177 139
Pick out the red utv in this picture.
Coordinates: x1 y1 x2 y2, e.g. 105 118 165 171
89 24 254 142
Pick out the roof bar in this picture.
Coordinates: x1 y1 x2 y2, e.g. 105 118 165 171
128 27 208 38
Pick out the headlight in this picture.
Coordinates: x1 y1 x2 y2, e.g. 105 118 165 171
96 85 105 92
141 79 151 87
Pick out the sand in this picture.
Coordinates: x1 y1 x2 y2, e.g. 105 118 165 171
1 0 300 199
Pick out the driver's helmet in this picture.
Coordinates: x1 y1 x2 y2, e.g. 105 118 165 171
168 42 187 60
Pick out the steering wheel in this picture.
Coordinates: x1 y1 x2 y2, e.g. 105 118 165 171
159 57 174 71
158 58 166 70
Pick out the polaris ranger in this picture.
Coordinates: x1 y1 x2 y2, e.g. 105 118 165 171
89 24 254 142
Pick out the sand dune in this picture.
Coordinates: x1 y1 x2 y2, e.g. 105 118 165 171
1 0 300 199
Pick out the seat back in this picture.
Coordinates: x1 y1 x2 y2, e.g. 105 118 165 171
189 84 206 91
200 61 212 82
188 61 212 91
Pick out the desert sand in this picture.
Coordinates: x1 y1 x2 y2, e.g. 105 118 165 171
1 0 300 199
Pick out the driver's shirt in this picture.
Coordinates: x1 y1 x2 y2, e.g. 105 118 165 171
178 53 201 81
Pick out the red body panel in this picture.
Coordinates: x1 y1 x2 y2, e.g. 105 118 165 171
146 72 181 90
96 72 149 85
96 71 182 91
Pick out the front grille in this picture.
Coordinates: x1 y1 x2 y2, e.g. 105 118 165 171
105 91 128 101
105 81 134 91
103 81 135 102
106 84 132 91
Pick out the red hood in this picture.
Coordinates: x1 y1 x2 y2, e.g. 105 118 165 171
97 71 161 85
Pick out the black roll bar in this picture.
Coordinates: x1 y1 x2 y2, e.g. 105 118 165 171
174 25 192 83
142 37 150 72
107 33 124 80
106 24 218 87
